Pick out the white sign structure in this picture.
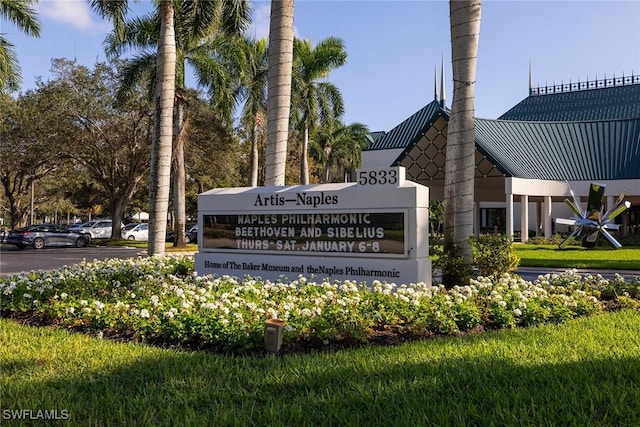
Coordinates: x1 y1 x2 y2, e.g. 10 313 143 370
195 167 431 285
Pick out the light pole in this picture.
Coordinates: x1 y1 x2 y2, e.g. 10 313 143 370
30 181 35 224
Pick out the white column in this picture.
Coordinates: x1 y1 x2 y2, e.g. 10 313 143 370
543 196 553 238
506 193 514 238
474 201 481 235
535 201 542 237
520 194 529 243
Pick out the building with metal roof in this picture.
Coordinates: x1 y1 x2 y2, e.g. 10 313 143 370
361 73 640 241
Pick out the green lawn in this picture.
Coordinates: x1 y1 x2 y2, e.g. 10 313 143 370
516 245 640 270
106 241 640 270
93 238 198 252
2 246 639 425
2 311 639 426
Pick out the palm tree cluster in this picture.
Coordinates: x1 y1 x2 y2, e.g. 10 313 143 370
3 0 370 253
4 0 482 283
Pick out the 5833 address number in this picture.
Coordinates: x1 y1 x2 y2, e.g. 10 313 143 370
357 168 403 186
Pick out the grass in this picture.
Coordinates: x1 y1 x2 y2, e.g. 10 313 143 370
3 234 639 425
102 237 640 270
516 245 640 270
2 310 639 426
93 238 198 252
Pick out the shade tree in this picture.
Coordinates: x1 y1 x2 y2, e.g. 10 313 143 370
103 0 250 247
31 59 154 238
90 0 176 255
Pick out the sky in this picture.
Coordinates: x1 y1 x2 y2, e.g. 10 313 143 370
4 0 640 132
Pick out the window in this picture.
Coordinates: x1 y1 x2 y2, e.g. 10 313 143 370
480 208 506 231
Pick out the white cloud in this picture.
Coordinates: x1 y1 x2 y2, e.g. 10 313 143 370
247 2 300 40
37 0 111 32
247 2 270 39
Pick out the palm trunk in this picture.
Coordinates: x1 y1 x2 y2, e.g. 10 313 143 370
323 146 331 183
249 122 259 186
172 91 188 247
443 0 481 286
300 125 309 185
148 0 176 256
264 0 294 186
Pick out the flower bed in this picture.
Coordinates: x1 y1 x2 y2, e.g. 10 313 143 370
1 256 639 354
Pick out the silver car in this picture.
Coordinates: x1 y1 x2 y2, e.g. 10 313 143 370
75 220 115 239
121 223 149 241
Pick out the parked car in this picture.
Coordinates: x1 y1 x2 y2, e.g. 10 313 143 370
74 219 118 239
121 223 137 234
186 224 198 244
6 224 89 249
121 223 149 241
66 221 87 231
166 224 198 244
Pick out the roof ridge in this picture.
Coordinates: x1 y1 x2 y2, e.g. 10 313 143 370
489 116 640 125
529 73 640 97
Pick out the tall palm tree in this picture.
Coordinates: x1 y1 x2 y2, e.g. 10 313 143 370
90 0 176 256
236 37 268 187
264 0 294 186
0 0 40 93
443 0 481 286
149 0 176 256
312 121 369 183
105 0 250 246
291 37 346 185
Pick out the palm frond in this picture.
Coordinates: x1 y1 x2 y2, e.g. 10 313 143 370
220 0 252 34
88 0 129 38
117 53 158 102
0 0 40 36
0 37 21 93
105 14 160 58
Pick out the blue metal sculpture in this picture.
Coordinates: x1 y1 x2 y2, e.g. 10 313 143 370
556 182 631 249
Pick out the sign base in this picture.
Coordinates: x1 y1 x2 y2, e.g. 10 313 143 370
196 252 432 285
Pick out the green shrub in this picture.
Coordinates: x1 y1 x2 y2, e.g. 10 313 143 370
432 234 520 282
471 234 520 277
619 233 640 247
431 244 473 285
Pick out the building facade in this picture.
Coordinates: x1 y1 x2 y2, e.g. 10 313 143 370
362 74 640 241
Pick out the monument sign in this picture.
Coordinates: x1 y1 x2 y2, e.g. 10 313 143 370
195 167 431 285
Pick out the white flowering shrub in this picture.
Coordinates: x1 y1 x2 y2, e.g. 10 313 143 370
1 258 639 353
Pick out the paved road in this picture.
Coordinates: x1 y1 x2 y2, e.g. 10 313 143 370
0 243 142 276
1 243 639 282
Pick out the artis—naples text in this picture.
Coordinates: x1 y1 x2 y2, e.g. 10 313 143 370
253 191 338 208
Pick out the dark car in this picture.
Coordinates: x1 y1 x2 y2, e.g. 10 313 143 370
6 224 89 249
166 224 198 244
